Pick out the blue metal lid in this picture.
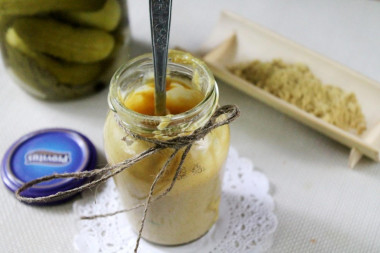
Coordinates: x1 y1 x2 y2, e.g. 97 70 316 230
1 128 97 204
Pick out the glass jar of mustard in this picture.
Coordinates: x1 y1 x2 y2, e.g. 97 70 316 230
0 0 129 100
103 51 230 245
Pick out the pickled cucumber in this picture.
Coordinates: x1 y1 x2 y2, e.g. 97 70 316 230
62 0 122 31
7 44 105 100
5 43 57 97
36 54 104 85
12 18 115 63
0 0 106 15
6 27 103 86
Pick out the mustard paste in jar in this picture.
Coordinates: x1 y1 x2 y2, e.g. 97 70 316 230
104 52 230 245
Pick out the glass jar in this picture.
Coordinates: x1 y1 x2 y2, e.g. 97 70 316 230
103 51 230 245
0 0 129 100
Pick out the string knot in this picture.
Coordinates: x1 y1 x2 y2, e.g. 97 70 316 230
123 104 240 150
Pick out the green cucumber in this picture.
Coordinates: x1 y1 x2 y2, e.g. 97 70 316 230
12 17 114 63
6 27 103 86
62 0 122 31
6 43 105 100
0 0 106 15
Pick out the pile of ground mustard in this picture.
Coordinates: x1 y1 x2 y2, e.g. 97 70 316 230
229 59 366 134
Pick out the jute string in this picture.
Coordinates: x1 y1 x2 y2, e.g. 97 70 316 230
15 104 240 253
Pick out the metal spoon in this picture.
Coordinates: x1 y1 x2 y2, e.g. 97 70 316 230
149 0 173 116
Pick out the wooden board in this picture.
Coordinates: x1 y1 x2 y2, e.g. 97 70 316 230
202 11 380 165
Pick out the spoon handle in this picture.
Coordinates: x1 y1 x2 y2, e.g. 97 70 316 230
150 0 172 116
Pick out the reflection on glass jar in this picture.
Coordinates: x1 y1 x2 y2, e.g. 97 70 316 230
103 51 230 245
0 0 129 100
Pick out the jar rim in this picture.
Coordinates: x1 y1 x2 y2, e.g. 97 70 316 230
108 50 218 135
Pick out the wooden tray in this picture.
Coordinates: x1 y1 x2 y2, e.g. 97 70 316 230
201 11 380 167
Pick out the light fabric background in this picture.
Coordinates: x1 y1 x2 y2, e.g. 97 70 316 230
1 1 379 252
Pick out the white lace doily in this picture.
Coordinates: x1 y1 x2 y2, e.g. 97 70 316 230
73 147 278 253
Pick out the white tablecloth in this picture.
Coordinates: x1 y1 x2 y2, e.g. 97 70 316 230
1 1 380 252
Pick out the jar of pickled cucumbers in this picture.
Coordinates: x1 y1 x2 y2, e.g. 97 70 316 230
103 51 230 245
0 0 129 100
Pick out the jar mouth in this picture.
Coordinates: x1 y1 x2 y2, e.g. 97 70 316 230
108 50 218 136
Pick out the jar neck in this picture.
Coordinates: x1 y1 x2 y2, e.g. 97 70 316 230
108 50 219 138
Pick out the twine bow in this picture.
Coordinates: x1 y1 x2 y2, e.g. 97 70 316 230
15 104 240 252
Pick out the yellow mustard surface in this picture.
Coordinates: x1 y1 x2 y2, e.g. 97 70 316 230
123 78 204 116
104 78 230 245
